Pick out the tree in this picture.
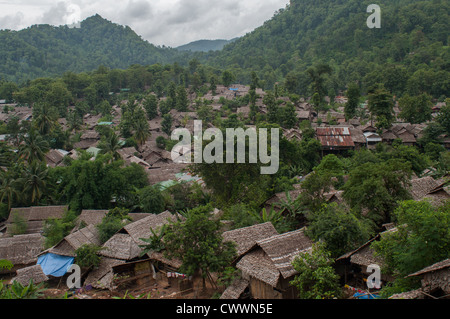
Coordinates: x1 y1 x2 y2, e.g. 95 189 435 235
138 186 165 214
398 94 432 124
97 208 131 244
175 86 189 112
133 116 150 148
0 171 21 212
98 131 122 161
290 242 341 299
19 129 49 163
263 91 278 123
436 102 450 135
222 70 235 88
163 205 236 289
17 161 49 205
345 83 360 120
32 102 58 136
342 159 412 226
306 64 332 103
143 94 159 120
367 84 395 129
161 114 173 136
372 200 450 296
306 203 374 258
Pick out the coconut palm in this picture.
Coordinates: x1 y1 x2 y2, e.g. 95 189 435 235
98 131 122 161
133 118 150 148
32 102 58 136
19 129 49 163
0 172 21 212
17 161 49 205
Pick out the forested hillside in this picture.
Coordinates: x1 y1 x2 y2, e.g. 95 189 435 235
0 14 189 82
202 0 449 98
176 39 237 52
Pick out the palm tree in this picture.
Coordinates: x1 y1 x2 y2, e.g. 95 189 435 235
0 172 21 212
17 161 49 205
19 129 49 163
32 102 58 136
133 118 150 148
98 131 122 161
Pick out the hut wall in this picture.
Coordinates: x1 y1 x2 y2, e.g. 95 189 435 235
249 277 281 299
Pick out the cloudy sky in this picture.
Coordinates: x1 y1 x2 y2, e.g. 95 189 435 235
0 0 289 47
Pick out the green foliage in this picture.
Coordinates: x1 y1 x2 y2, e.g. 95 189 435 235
53 155 148 212
342 159 413 225
0 280 45 299
372 200 450 278
398 94 433 124
139 224 167 255
9 212 28 236
0 259 14 271
163 205 236 285
74 244 104 269
42 210 78 248
306 203 375 258
290 242 341 299
96 208 131 244
138 186 165 214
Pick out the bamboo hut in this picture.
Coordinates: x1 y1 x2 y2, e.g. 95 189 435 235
236 228 313 299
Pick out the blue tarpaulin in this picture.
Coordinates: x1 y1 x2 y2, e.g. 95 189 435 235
37 253 74 277
353 292 380 299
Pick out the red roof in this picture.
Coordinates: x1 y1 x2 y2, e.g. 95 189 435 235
316 127 355 148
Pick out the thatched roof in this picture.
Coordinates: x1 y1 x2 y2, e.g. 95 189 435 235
220 279 249 299
84 257 125 290
237 249 280 287
6 206 68 235
47 224 101 257
0 234 44 266
222 222 279 258
147 251 183 269
236 228 313 287
100 233 141 261
408 258 450 278
409 176 449 205
77 210 109 227
124 211 181 246
12 265 49 286
256 228 313 280
389 289 423 299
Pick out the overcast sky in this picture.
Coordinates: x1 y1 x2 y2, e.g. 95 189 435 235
0 0 289 47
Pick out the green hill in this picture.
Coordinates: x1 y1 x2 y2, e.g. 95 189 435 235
201 0 449 98
0 14 190 83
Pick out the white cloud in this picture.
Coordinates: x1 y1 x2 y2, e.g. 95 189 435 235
0 0 289 47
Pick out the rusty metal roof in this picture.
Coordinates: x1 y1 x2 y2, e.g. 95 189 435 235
316 127 355 148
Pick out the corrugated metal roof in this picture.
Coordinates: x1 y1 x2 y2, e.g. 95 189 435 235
316 127 355 148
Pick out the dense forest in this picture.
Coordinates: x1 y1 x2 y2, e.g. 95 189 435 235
200 0 449 98
0 14 191 82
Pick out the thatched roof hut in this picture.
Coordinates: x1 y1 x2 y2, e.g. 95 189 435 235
6 206 68 235
124 211 179 247
222 222 279 259
12 265 49 286
43 224 101 258
99 211 180 261
236 228 313 299
220 278 250 299
0 234 44 270
84 257 125 290
100 233 142 261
